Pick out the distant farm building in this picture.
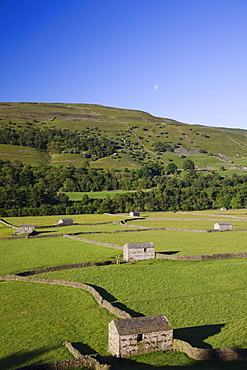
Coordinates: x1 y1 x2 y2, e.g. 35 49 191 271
130 211 140 217
220 207 227 211
214 222 232 231
14 224 35 235
54 218 74 226
108 315 173 357
123 242 155 261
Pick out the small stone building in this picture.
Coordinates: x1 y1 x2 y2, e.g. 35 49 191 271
130 211 140 217
14 224 35 235
54 218 74 226
123 242 155 261
214 222 232 231
108 315 173 357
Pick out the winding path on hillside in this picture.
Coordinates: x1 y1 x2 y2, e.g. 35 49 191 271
220 129 247 148
122 121 168 165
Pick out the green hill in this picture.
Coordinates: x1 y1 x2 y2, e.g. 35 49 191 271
0 102 246 173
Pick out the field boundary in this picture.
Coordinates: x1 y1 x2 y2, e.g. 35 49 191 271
64 234 123 250
16 260 121 276
1 274 247 368
0 274 131 319
156 252 247 261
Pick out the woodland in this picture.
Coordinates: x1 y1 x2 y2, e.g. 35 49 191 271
0 159 246 217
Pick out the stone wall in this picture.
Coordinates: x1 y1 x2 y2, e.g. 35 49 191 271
0 218 18 229
172 338 247 361
118 331 173 357
0 274 131 319
17 260 119 276
15 356 111 370
64 235 123 250
156 252 247 261
37 222 114 229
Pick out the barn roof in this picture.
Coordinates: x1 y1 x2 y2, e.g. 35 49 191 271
113 315 172 335
124 242 154 249
19 224 35 228
214 222 232 225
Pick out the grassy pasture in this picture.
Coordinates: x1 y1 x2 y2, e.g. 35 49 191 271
0 211 247 369
76 229 247 255
0 281 115 370
39 258 247 349
126 218 247 230
4 213 121 227
0 144 50 166
1 259 246 369
0 237 121 275
66 190 150 201
90 153 140 169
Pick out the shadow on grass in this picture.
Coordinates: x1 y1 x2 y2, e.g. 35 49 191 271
174 324 225 349
72 342 97 356
89 284 144 317
2 346 246 370
158 251 180 255
0 347 56 370
98 355 247 369
30 230 56 235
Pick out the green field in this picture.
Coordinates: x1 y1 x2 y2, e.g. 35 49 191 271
66 190 150 201
0 211 247 369
0 144 50 166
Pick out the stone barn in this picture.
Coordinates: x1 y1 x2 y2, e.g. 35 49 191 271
214 222 232 231
130 211 140 217
123 242 155 261
54 218 74 226
108 315 173 357
14 224 35 235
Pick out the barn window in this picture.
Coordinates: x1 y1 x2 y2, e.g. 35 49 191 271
144 248 147 252
137 334 143 342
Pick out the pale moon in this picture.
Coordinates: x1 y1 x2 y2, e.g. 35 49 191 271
154 85 159 89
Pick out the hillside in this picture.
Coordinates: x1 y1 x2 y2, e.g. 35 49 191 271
0 102 247 173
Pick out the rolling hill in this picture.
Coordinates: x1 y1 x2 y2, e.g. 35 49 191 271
0 102 246 173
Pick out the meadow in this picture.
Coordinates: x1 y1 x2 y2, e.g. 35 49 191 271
0 211 247 369
66 190 150 201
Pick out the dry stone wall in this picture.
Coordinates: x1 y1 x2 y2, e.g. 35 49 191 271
172 339 247 361
64 235 123 250
156 252 247 261
17 260 119 276
15 356 111 370
0 274 131 319
0 218 18 229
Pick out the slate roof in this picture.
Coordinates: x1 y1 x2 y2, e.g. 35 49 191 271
19 224 35 228
113 315 172 335
124 242 154 249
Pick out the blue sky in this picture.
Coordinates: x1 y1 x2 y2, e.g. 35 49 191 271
0 0 247 129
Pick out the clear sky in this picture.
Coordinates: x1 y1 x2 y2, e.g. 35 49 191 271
1 0 247 129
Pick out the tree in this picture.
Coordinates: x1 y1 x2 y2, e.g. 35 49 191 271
166 163 177 175
183 159 195 172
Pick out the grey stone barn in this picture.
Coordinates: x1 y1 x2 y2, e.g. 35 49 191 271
130 211 140 217
14 224 35 235
108 315 173 357
214 222 232 231
54 218 74 226
123 242 155 261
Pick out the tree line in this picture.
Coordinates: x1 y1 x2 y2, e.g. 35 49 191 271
0 124 116 159
0 159 246 216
